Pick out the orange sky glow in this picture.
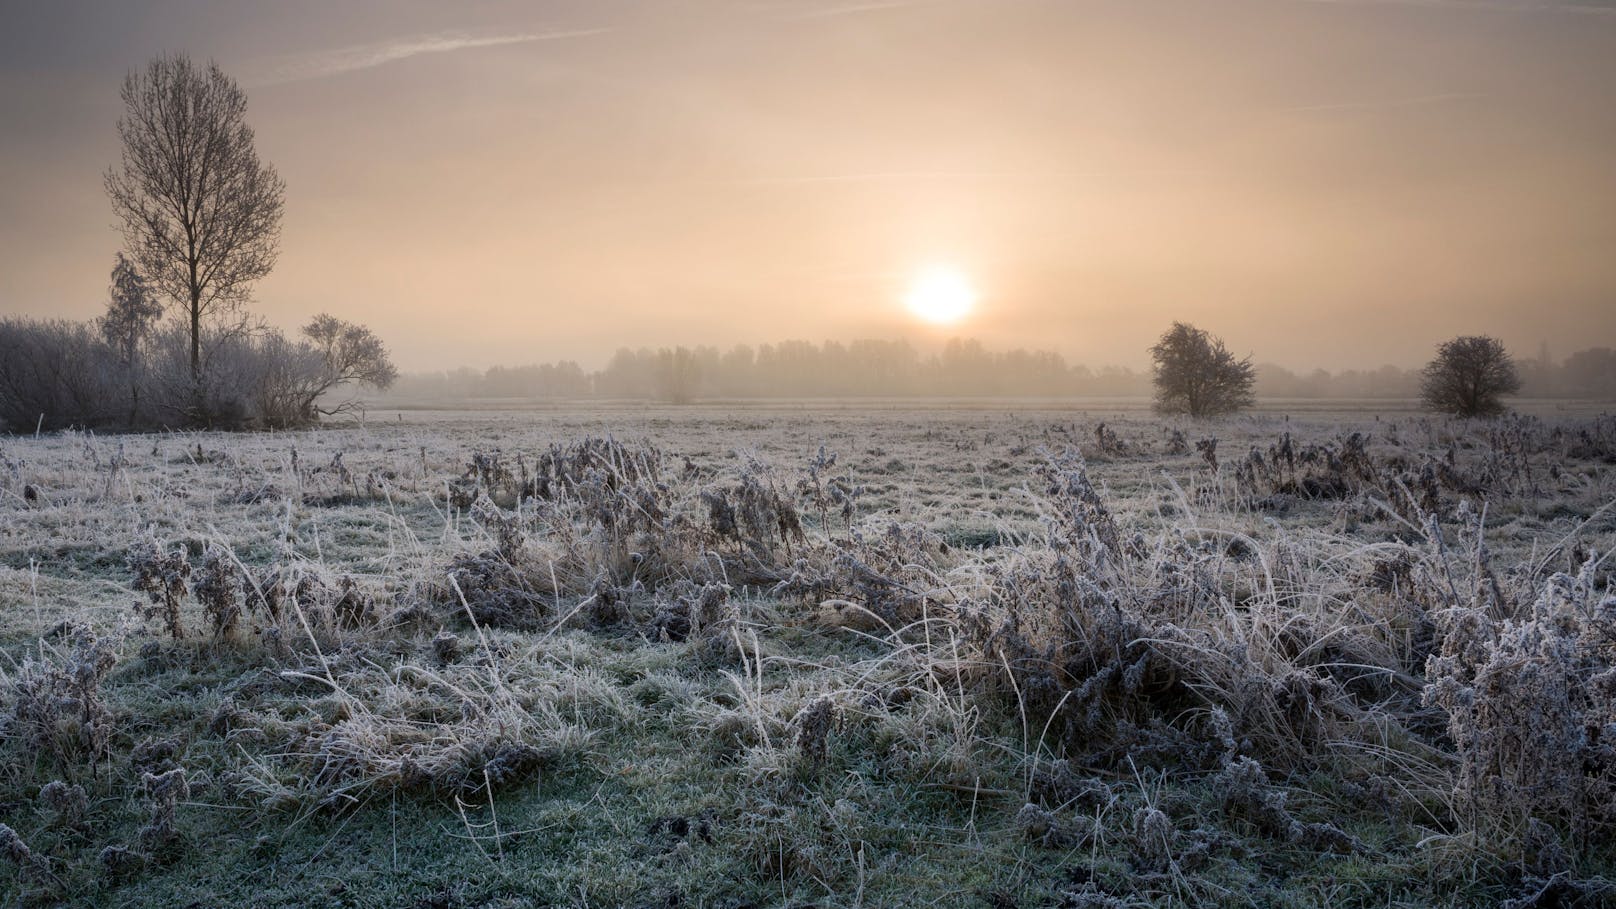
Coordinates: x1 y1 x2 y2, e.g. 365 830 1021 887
2 0 1614 372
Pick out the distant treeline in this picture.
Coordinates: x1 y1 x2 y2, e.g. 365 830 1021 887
385 338 1616 402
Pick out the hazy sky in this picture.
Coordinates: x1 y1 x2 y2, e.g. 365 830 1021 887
2 0 1614 371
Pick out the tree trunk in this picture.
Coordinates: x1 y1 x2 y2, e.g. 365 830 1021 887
190 295 201 382
189 286 203 424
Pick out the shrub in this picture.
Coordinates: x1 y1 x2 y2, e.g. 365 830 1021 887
0 319 125 432
129 541 192 640
1424 563 1616 851
0 315 393 433
6 625 119 773
1149 322 1256 417
1421 335 1521 418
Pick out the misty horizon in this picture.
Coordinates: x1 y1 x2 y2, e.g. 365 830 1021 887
4 0 1616 373
371 333 1615 403
391 332 1593 379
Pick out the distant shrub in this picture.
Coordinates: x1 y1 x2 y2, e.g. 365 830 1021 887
1421 335 1521 418
1149 322 1256 417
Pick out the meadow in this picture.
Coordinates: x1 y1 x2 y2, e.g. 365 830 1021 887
1 401 1613 907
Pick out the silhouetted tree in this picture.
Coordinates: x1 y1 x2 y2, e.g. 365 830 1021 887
1420 336 1520 417
291 315 398 420
1149 322 1255 416
105 54 285 398
1560 347 1616 398
98 254 163 424
655 346 701 404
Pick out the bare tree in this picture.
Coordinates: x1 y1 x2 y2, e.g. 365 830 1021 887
98 254 163 425
1149 322 1255 417
105 54 285 398
265 315 398 424
656 346 701 404
1421 335 1521 417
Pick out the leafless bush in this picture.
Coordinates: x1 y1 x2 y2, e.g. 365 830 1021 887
1164 428 1190 456
792 697 838 772
1091 422 1137 458
647 580 730 642
194 545 246 637
0 318 125 432
98 844 144 880
38 780 89 832
5 625 119 773
797 445 863 535
446 545 548 629
1424 559 1616 852
128 540 192 639
138 768 190 856
1213 756 1300 841
431 631 462 666
252 315 396 426
1130 806 1176 873
1014 802 1096 848
0 823 60 890
705 456 806 562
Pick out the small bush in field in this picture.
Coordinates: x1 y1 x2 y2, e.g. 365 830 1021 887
193 545 245 637
7 624 118 772
138 768 190 857
0 823 58 890
128 541 191 639
1130 806 1175 873
38 780 89 832
792 697 838 771
1421 335 1521 418
1425 563 1616 851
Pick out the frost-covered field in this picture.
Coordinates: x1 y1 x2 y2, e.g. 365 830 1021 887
2 403 1614 907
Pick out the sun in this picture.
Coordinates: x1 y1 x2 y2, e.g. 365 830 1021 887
904 264 977 325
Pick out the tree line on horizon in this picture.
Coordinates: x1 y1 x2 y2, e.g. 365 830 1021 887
384 336 1616 405
6 52 1614 432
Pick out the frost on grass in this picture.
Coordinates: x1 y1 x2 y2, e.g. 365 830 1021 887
1425 560 1616 853
6 624 118 772
0 411 1613 905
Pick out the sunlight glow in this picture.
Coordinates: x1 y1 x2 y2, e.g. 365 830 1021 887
904 265 977 325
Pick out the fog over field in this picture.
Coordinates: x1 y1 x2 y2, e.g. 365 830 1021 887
3 0 1616 373
3 2 1616 908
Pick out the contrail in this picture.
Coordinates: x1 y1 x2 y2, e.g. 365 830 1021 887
738 170 1042 185
734 169 1197 186
248 28 609 86
781 0 946 21
1275 92 1484 114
